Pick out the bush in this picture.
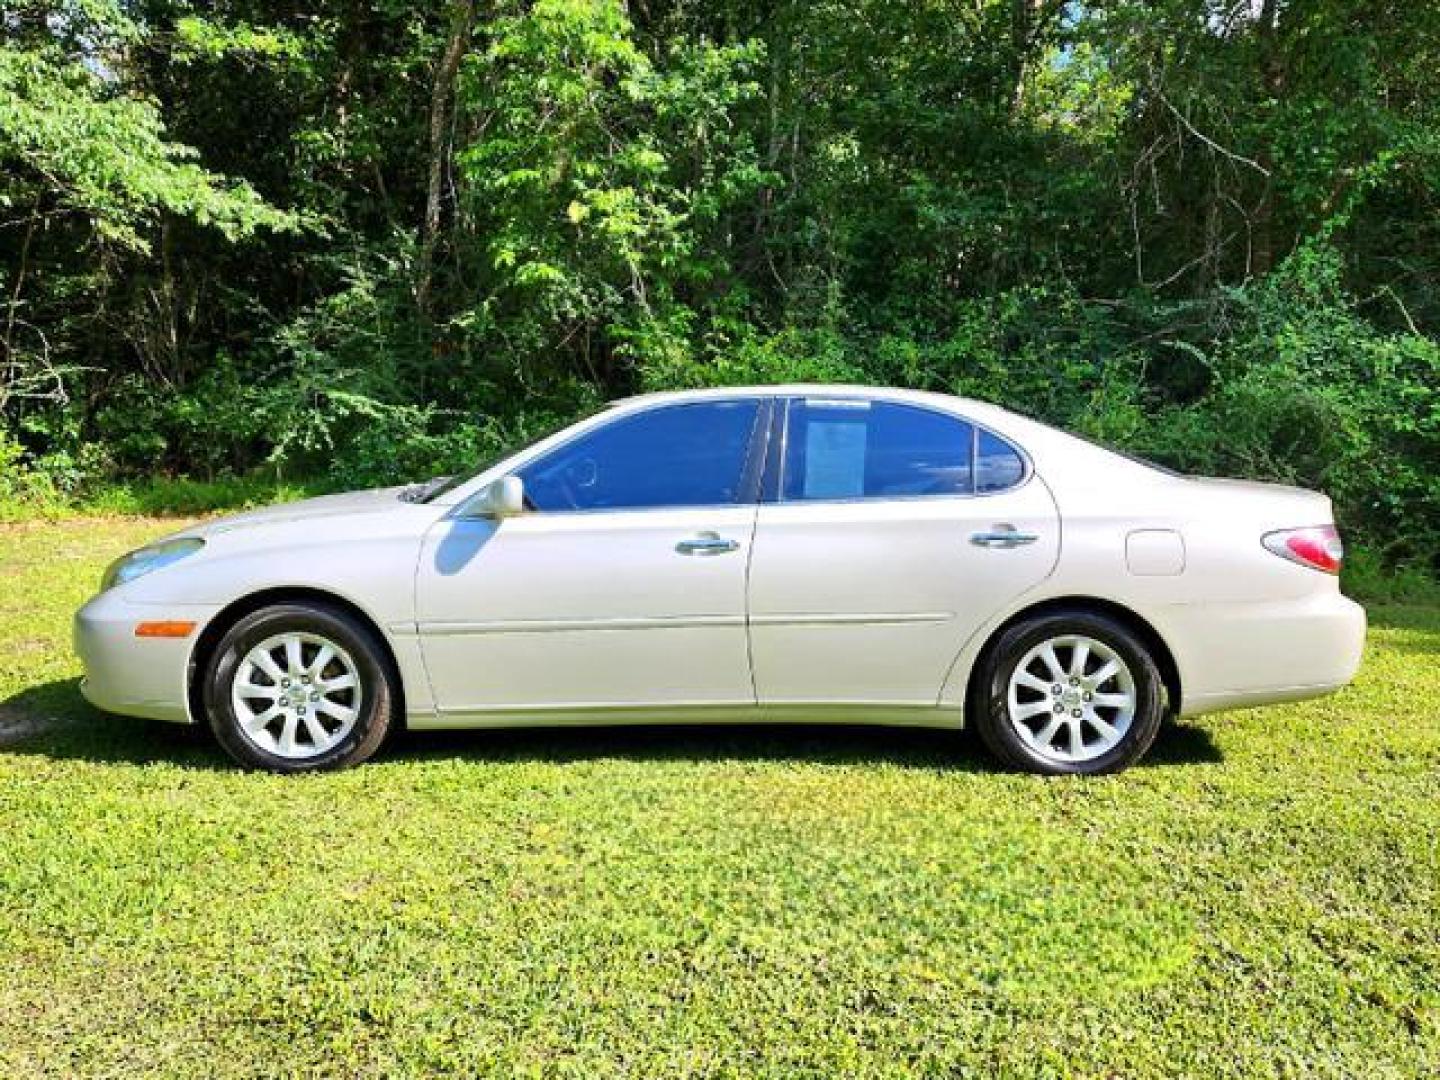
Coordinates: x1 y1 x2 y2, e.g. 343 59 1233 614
5 241 1436 577
1136 247 1440 569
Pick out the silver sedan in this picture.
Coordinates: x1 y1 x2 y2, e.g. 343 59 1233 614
75 385 1366 773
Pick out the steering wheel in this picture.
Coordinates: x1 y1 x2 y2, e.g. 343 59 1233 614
526 456 599 511
555 457 598 510
570 457 599 490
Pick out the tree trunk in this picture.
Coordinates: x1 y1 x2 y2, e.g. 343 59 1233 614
1251 0 1284 276
1 210 40 415
416 0 477 319
1009 0 1049 114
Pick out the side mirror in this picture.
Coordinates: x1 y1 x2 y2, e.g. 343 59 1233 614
462 475 526 518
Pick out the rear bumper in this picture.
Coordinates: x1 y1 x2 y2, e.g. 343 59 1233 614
1170 592 1366 717
74 591 220 724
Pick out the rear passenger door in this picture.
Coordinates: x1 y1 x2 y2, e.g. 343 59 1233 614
746 396 1060 706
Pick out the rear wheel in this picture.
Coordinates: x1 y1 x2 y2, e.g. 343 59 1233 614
203 602 395 772
971 610 1164 775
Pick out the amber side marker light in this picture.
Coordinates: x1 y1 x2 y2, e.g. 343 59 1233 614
134 621 197 639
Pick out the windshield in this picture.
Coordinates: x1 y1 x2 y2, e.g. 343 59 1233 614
414 408 605 503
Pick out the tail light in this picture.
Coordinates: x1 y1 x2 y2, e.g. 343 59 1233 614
1262 525 1343 575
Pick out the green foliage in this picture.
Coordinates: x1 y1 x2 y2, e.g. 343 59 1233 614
171 16 309 64
643 326 869 390
1139 246 1440 565
453 0 768 385
0 473 323 522
0 44 297 253
1342 545 1440 607
2 0 1440 570
0 429 51 506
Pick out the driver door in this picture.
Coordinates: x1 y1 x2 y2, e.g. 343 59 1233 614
414 398 767 718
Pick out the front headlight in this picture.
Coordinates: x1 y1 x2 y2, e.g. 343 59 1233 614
100 537 205 592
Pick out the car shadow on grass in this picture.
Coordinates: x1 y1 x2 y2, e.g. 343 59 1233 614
395 716 1223 772
0 677 1223 773
0 678 228 770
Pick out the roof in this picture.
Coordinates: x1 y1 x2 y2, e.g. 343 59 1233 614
606 384 1011 421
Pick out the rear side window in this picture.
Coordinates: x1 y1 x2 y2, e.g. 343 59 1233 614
781 399 972 500
780 398 1025 501
519 400 761 511
975 428 1026 492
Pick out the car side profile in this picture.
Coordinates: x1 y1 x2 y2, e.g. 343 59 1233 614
74 385 1367 775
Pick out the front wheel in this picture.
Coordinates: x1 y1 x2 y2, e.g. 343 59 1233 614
203 602 395 772
971 610 1165 775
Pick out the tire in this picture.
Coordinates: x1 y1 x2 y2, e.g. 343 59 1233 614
970 609 1165 776
202 601 395 772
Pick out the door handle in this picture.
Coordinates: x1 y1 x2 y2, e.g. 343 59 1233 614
970 525 1039 549
676 532 740 556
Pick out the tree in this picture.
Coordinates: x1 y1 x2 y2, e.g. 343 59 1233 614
0 2 295 412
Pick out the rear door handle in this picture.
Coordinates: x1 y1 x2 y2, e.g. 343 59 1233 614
676 531 740 556
970 526 1039 549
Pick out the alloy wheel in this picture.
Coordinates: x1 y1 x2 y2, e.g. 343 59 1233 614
1005 634 1137 764
229 631 363 759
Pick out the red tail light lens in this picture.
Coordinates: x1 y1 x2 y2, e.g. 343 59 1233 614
1262 525 1343 574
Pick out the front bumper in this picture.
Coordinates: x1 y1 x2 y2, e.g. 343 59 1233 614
74 591 222 724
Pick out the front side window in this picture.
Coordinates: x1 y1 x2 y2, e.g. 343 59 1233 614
518 400 761 511
781 398 1025 501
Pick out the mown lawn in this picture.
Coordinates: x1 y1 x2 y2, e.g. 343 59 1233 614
0 518 1436 1078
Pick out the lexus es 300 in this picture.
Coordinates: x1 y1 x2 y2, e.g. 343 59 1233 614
75 386 1366 774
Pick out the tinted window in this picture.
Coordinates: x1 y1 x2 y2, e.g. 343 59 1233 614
975 428 1026 492
518 400 760 511
418 410 602 503
782 399 976 500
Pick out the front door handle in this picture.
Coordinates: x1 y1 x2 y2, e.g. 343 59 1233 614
676 531 740 556
970 525 1039 549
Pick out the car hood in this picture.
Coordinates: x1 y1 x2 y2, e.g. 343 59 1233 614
186 486 413 537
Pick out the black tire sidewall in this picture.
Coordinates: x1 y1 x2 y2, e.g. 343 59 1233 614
204 603 393 772
974 611 1164 776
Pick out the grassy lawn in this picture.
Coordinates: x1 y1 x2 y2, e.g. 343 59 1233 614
1 518 1436 1077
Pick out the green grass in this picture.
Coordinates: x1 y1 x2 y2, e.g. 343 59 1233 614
1 519 1436 1077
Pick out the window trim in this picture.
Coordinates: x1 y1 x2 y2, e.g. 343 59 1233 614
768 395 1032 506
513 397 771 516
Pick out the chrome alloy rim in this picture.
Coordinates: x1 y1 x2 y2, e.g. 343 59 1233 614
1006 634 1136 764
230 632 362 759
